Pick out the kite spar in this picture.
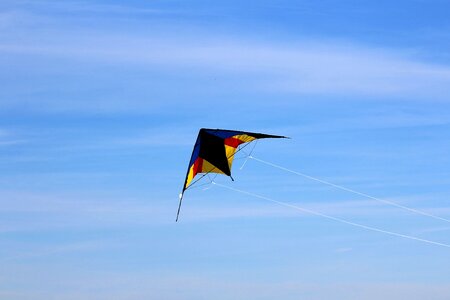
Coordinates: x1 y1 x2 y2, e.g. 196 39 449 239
176 128 287 221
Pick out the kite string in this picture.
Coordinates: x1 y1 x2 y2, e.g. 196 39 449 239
212 182 450 249
248 156 450 224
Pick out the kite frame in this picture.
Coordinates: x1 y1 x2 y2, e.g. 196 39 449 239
176 140 254 221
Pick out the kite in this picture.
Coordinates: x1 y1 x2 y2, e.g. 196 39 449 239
176 128 287 221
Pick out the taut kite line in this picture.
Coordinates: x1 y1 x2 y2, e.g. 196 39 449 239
174 128 450 248
176 128 287 221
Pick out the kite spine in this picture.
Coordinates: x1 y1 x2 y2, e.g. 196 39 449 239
177 132 202 222
176 193 184 222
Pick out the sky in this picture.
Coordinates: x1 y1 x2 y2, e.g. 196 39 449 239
1 0 450 299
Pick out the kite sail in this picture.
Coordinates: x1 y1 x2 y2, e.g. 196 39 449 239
176 128 287 221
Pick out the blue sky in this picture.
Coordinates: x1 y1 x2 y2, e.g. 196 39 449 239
1 1 450 299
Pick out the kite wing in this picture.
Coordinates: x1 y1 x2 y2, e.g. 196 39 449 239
176 128 287 221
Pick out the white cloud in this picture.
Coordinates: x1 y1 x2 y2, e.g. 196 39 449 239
1 239 114 262
2 186 447 234
0 129 27 146
4 0 168 15
1 2 450 115
2 28 450 102
0 140 24 146
335 247 353 253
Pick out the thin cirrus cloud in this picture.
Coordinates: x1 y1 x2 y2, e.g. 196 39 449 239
0 187 445 232
0 129 25 146
2 27 450 102
1 0 450 110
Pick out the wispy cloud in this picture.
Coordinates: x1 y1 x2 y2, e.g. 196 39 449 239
110 126 199 147
1 239 114 262
1 1 450 115
2 0 171 16
3 34 450 99
292 113 450 134
335 247 353 253
30 1 165 15
0 139 25 146
0 129 27 147
0 188 429 233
